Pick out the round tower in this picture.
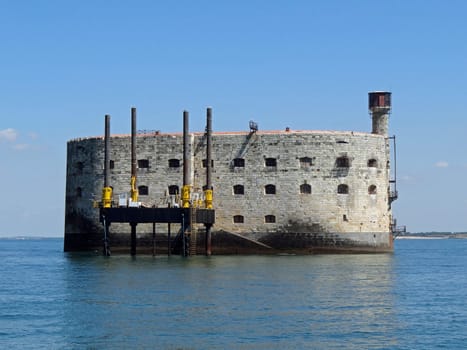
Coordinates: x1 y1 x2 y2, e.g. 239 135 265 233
369 91 391 136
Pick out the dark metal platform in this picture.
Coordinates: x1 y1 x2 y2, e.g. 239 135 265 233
99 207 215 224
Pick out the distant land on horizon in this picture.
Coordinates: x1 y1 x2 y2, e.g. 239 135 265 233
2 232 467 240
399 232 467 238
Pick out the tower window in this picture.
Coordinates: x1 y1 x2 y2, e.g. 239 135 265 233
299 157 313 168
265 158 277 167
300 183 312 194
138 159 149 168
76 187 82 198
109 160 115 169
168 185 179 195
265 215 276 223
368 159 377 167
233 185 244 195
336 156 350 168
337 184 349 194
76 161 84 174
138 185 148 195
233 215 244 223
168 159 180 168
233 158 245 167
265 184 276 195
368 185 377 195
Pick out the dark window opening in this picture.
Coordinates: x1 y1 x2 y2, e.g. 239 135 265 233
265 184 276 195
138 185 149 195
368 185 377 195
368 159 377 167
337 184 349 194
265 158 277 167
265 215 276 223
336 156 350 168
76 162 84 174
233 215 244 223
299 157 313 168
168 159 180 168
202 159 214 168
233 185 244 195
343 214 348 221
109 160 115 169
233 158 245 167
168 185 179 195
300 183 312 194
138 159 149 168
76 187 82 198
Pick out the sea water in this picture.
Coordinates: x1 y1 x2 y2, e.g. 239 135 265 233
1 238 466 349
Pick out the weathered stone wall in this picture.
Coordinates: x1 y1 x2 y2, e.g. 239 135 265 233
65 129 392 242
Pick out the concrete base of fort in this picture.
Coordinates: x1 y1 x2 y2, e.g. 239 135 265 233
64 230 393 254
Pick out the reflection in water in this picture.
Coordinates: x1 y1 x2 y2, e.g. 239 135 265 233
60 253 397 349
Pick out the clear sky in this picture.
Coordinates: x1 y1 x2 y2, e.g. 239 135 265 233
1 0 466 236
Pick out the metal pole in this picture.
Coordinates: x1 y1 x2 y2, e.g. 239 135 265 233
103 215 111 256
130 107 138 203
181 213 186 257
152 222 156 256
131 107 137 176
168 222 171 256
130 223 137 256
205 224 212 257
205 107 213 256
206 107 212 191
104 115 110 187
183 111 190 187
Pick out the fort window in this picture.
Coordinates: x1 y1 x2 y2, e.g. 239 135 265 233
168 185 179 195
109 160 115 169
368 159 377 168
265 184 276 195
336 156 350 168
337 184 349 194
233 158 245 167
368 185 377 195
233 185 244 195
76 161 84 174
138 159 149 168
76 187 82 198
233 215 244 223
265 158 277 167
202 159 214 168
265 215 276 223
300 183 312 194
299 157 313 168
138 185 149 196
168 159 180 168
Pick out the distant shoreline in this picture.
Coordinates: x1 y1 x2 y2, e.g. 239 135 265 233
396 233 467 240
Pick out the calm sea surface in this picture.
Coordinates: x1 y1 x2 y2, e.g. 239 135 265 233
1 238 467 349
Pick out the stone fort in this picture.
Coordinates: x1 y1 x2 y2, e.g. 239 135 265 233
64 92 398 253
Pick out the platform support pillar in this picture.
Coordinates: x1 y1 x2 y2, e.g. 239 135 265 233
130 222 137 256
205 224 212 256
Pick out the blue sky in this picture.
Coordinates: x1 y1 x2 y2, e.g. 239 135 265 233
1 0 466 236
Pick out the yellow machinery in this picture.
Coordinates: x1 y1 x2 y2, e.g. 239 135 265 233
204 189 213 209
102 186 113 208
182 185 191 208
130 176 138 203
